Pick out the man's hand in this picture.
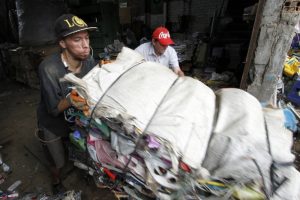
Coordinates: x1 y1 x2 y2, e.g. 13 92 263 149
174 68 185 77
177 70 185 77
67 90 89 114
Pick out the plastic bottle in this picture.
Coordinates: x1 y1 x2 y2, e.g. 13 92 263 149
74 161 94 175
7 180 22 192
0 153 11 173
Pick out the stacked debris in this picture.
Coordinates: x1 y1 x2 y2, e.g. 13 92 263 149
1 144 83 199
64 47 300 199
279 32 300 176
18 190 82 200
173 34 198 63
0 146 18 199
103 40 125 60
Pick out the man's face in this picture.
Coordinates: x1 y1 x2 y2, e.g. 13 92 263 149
60 31 90 60
152 39 168 56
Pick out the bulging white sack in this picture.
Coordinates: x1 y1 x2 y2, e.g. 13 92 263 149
64 47 216 169
65 47 300 198
202 88 299 198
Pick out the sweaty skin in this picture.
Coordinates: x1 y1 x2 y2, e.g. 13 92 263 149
151 39 184 76
57 31 91 113
60 31 91 71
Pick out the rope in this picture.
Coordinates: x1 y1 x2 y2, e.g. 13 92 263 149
86 60 144 133
251 158 270 200
34 128 61 143
110 76 181 190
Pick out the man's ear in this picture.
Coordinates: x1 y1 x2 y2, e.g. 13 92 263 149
151 38 156 45
59 40 66 49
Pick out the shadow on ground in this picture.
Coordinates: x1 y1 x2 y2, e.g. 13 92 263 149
0 80 116 199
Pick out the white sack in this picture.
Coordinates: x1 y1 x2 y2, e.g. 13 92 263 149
202 88 299 198
65 47 300 198
65 47 216 169
270 167 300 200
202 88 271 183
148 77 215 168
64 47 145 106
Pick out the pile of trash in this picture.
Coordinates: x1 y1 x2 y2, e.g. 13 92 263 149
19 190 82 200
64 47 300 199
0 146 19 199
102 40 125 60
1 146 82 200
173 35 198 63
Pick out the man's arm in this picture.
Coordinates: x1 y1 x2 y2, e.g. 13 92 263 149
57 98 71 113
39 60 72 116
169 47 184 76
173 67 185 77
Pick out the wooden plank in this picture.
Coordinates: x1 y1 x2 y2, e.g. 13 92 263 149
239 0 266 90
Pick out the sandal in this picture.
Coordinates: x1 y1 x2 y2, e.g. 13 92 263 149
52 181 66 195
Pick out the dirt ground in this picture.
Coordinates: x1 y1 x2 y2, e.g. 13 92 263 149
0 79 300 199
0 80 116 199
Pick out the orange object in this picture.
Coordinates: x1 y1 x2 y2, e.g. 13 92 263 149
95 163 117 181
69 90 90 116
100 59 113 65
103 167 116 181
70 90 86 103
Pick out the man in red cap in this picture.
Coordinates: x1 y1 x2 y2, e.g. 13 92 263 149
135 26 184 76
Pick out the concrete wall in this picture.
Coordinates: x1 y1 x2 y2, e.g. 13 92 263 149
130 0 165 29
247 0 300 104
129 0 224 33
168 0 225 33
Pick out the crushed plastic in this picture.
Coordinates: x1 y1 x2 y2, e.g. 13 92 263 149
19 190 81 200
0 153 11 173
7 180 22 192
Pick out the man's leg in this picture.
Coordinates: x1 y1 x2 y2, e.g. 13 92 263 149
39 128 66 193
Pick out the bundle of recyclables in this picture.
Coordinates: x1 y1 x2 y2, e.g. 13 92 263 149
64 47 300 200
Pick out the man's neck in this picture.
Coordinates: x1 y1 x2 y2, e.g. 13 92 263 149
154 50 162 56
61 51 82 73
152 46 162 57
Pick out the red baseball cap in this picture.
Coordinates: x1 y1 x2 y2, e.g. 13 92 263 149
152 27 174 46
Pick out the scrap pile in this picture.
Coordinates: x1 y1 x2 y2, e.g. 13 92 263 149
173 35 198 63
281 33 300 109
64 47 300 200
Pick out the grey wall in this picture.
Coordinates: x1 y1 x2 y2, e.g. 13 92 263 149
247 0 300 104
16 0 66 46
168 0 225 33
